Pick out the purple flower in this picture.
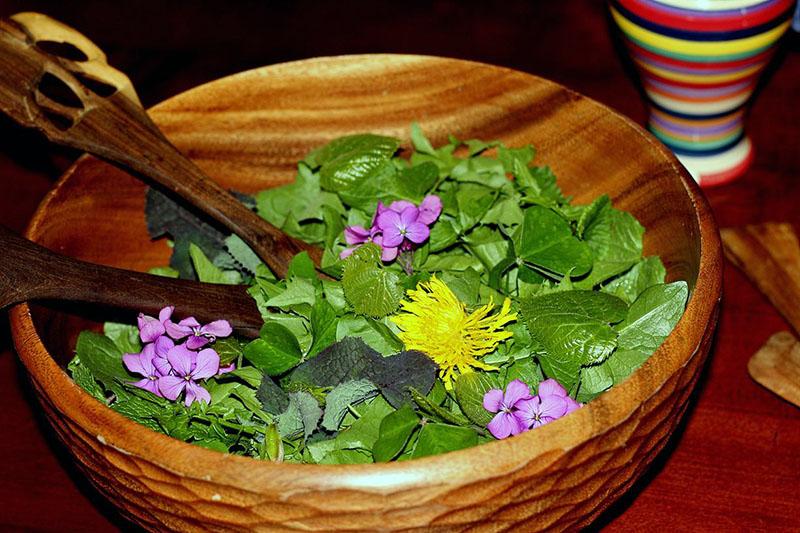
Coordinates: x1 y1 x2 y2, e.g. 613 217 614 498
483 379 533 439
417 195 442 225
376 206 430 247
165 316 232 350
158 344 219 406
339 195 441 263
151 335 175 376
516 379 582 429
137 306 174 343
218 363 236 375
123 344 163 397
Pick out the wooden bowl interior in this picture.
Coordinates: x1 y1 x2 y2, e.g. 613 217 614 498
12 55 719 531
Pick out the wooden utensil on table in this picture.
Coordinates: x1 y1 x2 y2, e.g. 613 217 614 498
0 12 320 279
722 223 800 407
0 224 262 337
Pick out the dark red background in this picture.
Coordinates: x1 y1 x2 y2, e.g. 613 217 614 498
1 1 798 530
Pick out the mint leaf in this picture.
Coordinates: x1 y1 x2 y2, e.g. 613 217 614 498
321 379 378 432
224 234 261 275
341 243 403 318
578 282 687 402
602 256 666 303
411 424 479 459
75 331 131 390
513 206 592 277
454 372 500 426
576 198 644 288
520 290 628 390
277 391 322 440
289 337 437 408
256 374 290 414
312 134 401 191
189 244 242 285
243 322 303 376
372 404 420 462
68 356 106 402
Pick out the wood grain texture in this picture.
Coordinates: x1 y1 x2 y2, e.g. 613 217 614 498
748 331 800 408
7 54 722 531
721 223 800 336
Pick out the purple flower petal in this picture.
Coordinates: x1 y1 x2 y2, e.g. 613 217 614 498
153 336 174 357
483 388 505 413
185 335 211 350
123 352 149 377
538 394 568 420
398 206 420 227
380 245 399 262
153 355 172 377
218 363 236 375
158 306 174 324
158 375 186 400
203 320 232 339
186 381 211 406
376 210 402 232
192 348 220 380
381 227 405 248
139 318 165 343
373 201 389 223
418 195 442 225
404 221 430 244
564 396 582 415
165 320 192 340
133 378 162 397
515 397 540 427
487 411 516 439
388 200 415 213
344 225 371 245
167 344 195 377
504 379 533 407
538 378 568 398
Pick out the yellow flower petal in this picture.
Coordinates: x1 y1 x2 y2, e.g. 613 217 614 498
390 276 517 389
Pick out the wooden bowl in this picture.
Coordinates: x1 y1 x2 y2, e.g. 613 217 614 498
10 55 721 531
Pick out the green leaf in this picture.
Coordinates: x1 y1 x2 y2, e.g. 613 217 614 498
287 252 318 281
513 206 592 277
464 227 511 272
503 357 544 390
74 331 131 389
313 134 401 191
289 337 438 408
438 269 481 306
602 256 666 303
520 290 628 390
189 244 242 285
243 322 303 376
451 157 508 189
341 243 403 318
277 391 322 440
428 218 459 252
410 388 471 427
483 197 524 228
395 162 438 201
319 449 373 464
224 234 261 275
103 322 141 355
265 277 316 311
335 395 394 451
454 372 500 426
321 379 378 432
421 252 483 273
456 183 497 230
410 122 436 155
576 199 644 288
372 404 420 462
213 336 244 366
498 144 535 174
68 356 106 402
256 374 290 414
411 424 479 459
335 315 403 355
148 266 180 278
308 298 339 358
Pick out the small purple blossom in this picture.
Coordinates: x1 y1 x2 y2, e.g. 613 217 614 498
122 344 163 397
137 306 174 343
165 316 233 350
483 379 533 439
339 195 442 263
158 344 220 406
483 378 582 439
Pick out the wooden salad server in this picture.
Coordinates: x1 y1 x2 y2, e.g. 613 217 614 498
721 222 800 408
0 224 262 337
0 12 321 280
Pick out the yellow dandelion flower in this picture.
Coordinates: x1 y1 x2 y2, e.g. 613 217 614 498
390 276 517 389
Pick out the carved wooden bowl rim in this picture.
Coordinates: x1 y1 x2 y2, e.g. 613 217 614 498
10 54 721 496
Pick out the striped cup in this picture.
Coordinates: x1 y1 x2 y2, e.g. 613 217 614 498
610 0 794 186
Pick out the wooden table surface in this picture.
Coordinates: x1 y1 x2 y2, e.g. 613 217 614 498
0 1 798 530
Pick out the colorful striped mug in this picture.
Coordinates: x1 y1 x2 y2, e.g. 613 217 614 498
610 0 794 186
